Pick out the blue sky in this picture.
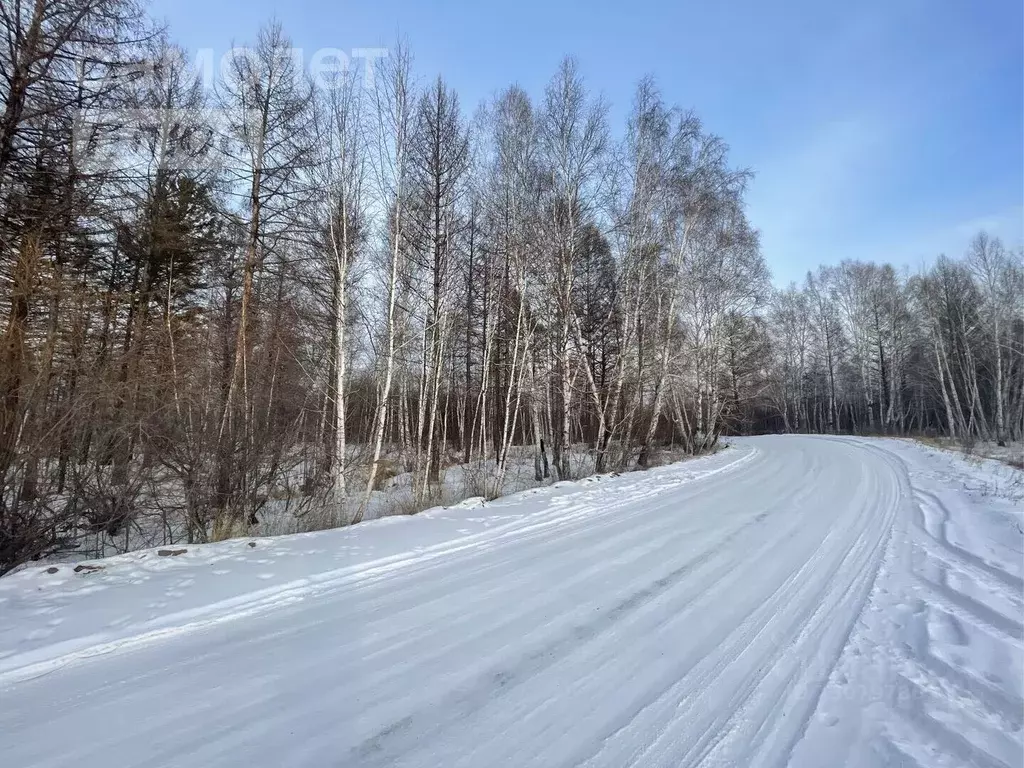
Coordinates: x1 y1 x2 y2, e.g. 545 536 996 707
151 0 1023 284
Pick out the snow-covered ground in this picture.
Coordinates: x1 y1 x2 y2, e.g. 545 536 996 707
1 435 1020 767
56 444 612 560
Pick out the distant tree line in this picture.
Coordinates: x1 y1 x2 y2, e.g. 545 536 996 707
1 5 1021 572
757 238 1023 443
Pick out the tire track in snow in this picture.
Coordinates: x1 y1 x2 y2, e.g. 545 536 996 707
912 487 1024 596
618 441 900 768
236 451 779 710
792 437 1023 768
346 481 804 765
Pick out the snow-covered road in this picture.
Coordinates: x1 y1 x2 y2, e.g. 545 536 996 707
2 436 1021 767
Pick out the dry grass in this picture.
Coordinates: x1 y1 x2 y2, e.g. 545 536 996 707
913 435 1024 471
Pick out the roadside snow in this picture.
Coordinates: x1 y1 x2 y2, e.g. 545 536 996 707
0 446 752 685
0 436 1020 768
792 437 1023 768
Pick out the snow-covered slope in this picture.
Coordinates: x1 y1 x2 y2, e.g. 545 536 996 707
1 436 1020 767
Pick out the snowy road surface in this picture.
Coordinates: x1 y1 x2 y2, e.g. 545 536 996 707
2 436 1022 767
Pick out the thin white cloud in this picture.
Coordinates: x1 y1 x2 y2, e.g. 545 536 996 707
875 204 1024 270
745 114 897 282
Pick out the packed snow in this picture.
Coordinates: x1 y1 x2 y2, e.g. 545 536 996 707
1 436 1021 767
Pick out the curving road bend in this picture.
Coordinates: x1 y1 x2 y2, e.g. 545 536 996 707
2 436 1018 767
